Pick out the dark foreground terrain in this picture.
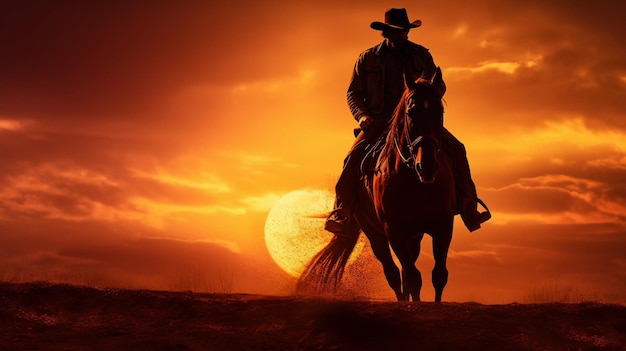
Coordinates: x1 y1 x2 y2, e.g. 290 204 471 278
1 282 624 351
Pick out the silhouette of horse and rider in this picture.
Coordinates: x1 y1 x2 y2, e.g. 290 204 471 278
298 8 491 302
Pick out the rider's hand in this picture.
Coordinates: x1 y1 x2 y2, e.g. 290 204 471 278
358 115 374 130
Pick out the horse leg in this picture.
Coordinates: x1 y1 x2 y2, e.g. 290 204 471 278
405 234 424 302
432 219 453 302
357 202 404 300
390 233 424 302
367 234 402 300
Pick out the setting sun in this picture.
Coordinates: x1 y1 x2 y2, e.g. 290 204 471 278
264 189 364 277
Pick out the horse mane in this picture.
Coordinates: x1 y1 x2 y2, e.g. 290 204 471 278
377 87 414 174
376 74 443 175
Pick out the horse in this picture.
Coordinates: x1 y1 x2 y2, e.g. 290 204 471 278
298 68 456 302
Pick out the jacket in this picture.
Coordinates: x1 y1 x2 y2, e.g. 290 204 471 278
346 40 445 124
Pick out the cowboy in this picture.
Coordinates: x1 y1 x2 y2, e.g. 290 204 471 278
326 8 491 234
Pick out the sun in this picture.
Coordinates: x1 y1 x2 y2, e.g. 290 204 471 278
264 189 365 277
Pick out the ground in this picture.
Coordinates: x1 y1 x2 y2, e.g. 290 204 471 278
1 282 624 350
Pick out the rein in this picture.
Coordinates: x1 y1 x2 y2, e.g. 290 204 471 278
393 105 442 169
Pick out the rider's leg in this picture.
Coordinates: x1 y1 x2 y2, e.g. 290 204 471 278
325 133 370 233
442 128 491 232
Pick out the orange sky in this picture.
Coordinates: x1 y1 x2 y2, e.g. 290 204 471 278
1 1 625 303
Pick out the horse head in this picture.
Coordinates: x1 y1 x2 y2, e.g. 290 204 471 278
402 68 445 183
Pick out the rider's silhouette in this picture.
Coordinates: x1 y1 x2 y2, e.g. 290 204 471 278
325 8 491 234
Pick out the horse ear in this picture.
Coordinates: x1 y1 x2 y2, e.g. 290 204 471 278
431 67 442 86
404 71 418 89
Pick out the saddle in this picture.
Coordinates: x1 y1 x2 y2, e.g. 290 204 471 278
352 127 378 177
358 131 389 191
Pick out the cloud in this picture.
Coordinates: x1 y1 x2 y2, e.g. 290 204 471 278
468 118 626 184
430 1 626 135
240 193 282 212
587 156 626 171
448 249 502 262
446 222 626 301
0 164 126 221
129 198 247 229
232 70 318 95
0 122 309 234
485 174 626 225
133 169 232 194
0 119 25 131
0 159 238 228
447 61 522 76
0 1 345 125
464 117 626 228
1 231 249 289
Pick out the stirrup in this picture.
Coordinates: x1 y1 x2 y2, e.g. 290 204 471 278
477 198 491 214
464 198 492 232
324 219 347 234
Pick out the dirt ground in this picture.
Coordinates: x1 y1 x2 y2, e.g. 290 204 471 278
1 282 624 350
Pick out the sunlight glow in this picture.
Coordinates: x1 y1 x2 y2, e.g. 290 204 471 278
523 53 543 68
240 193 282 212
447 61 520 75
448 249 501 261
0 119 23 131
520 174 601 197
232 69 318 94
476 118 626 156
135 169 231 193
146 236 242 254
447 54 543 76
587 156 626 170
531 118 626 152
454 23 468 37
224 152 300 174
130 197 247 229
489 211 620 225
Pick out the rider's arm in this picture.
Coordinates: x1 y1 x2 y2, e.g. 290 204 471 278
346 55 371 124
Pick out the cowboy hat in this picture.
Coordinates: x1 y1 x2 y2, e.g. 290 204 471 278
370 8 422 31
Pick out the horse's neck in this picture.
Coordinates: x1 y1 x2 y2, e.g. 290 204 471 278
378 151 402 176
376 130 403 175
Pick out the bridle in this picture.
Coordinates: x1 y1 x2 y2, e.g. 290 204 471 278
394 133 441 169
393 89 443 171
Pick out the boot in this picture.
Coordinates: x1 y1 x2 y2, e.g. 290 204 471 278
324 208 359 234
461 198 491 232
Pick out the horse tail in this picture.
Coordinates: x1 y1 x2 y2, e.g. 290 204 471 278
296 227 360 294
